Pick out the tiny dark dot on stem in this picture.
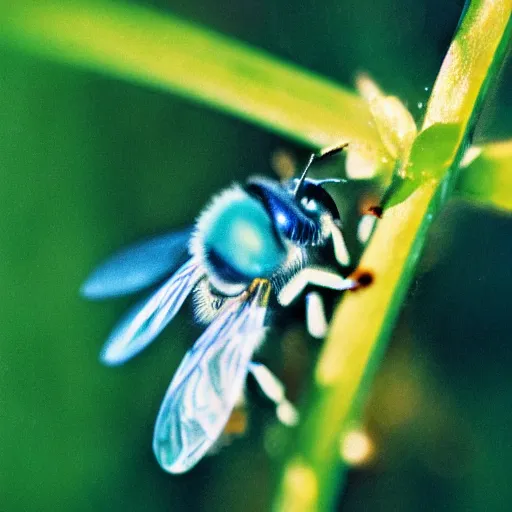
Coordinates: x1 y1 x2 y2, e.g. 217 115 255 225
354 270 374 287
368 205 383 218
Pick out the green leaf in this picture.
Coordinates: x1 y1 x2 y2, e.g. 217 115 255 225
408 123 462 177
273 2 511 511
0 0 381 153
385 123 462 207
457 140 512 212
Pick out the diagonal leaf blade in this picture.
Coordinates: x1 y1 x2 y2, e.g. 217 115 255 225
0 0 381 153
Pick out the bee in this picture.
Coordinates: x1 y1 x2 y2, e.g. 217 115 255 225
81 145 361 474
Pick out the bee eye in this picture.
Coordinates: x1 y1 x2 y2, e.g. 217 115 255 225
246 177 322 246
301 197 319 212
298 182 340 220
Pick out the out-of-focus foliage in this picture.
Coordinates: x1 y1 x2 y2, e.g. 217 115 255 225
457 141 512 211
0 1 511 511
0 1 380 152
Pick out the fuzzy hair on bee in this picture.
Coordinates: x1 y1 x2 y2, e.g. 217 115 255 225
190 185 307 324
81 145 364 474
191 185 308 290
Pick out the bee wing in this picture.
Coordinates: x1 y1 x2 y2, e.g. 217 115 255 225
153 282 270 474
81 227 193 299
100 258 204 366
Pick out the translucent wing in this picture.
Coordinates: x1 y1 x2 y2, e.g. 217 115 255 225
100 258 204 366
81 227 193 299
153 281 270 474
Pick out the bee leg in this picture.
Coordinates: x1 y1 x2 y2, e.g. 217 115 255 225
357 214 378 245
305 291 328 339
326 217 351 267
278 267 357 307
248 362 299 427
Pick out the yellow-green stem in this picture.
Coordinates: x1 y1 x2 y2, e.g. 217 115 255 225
273 2 511 510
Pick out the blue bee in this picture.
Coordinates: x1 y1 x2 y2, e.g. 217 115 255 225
81 145 360 474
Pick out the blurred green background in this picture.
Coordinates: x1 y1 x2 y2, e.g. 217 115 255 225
1 0 511 510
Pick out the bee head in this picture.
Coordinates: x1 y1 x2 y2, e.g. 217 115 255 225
246 177 341 247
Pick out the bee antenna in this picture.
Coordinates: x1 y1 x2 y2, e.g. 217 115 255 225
293 142 349 198
314 178 347 185
293 154 315 197
318 142 349 160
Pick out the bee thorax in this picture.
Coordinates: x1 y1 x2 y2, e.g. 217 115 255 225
190 185 287 296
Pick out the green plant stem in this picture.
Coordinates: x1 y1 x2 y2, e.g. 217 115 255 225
273 2 511 511
0 0 380 153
